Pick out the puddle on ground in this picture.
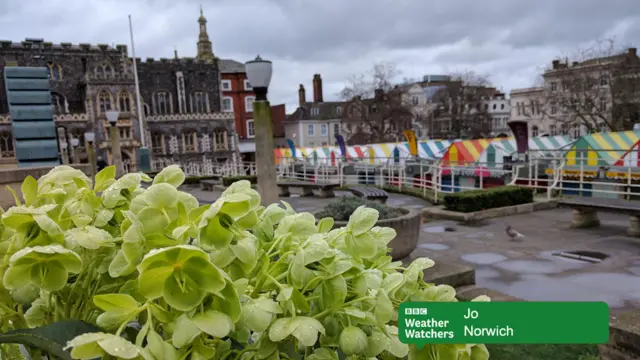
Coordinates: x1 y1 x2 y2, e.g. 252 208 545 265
422 225 456 233
494 259 586 274
417 243 450 251
460 253 508 265
626 267 640 276
475 267 502 279
478 272 640 308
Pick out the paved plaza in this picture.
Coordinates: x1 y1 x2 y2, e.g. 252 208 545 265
184 184 640 312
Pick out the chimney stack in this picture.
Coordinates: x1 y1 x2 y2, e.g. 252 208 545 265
313 74 323 103
629 48 637 57
298 84 306 107
552 60 560 69
374 88 384 101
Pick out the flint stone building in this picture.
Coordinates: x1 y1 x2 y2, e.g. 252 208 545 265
0 9 238 172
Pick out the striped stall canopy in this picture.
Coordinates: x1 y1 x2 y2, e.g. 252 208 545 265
477 135 572 167
418 140 453 160
346 145 367 159
274 148 293 164
565 131 640 167
366 142 409 164
440 138 496 166
614 140 640 168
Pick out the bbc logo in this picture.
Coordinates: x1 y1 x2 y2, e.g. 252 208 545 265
404 307 428 315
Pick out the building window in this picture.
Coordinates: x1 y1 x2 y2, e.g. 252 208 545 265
183 132 197 152
97 91 112 114
321 142 327 146
308 124 314 136
492 104 497 110
153 91 171 115
320 124 327 136
0 133 14 158
118 91 131 112
371 105 379 113
333 123 339 135
222 97 233 112
551 106 558 115
532 126 539 137
246 120 255 138
412 96 419 105
51 93 66 114
311 107 319 116
245 96 255 112
516 102 521 116
119 127 132 139
550 124 557 136
551 82 557 92
244 80 252 90
95 64 113 78
143 103 150 117
572 124 581 138
335 106 342 116
599 98 607 112
221 80 232 91
151 133 164 154
213 129 228 151
598 122 608 132
560 124 568 135
190 92 207 113
46 62 62 80
600 76 609 86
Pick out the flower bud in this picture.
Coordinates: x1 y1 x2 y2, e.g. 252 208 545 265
339 326 368 355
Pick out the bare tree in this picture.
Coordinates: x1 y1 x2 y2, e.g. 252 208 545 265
424 71 497 139
339 62 415 145
540 39 640 132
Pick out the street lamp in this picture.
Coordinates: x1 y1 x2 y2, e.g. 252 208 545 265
105 110 125 178
70 137 79 164
85 131 96 176
245 55 277 205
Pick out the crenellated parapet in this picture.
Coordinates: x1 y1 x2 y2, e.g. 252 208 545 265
146 112 234 122
141 57 217 65
0 113 90 123
0 39 127 55
84 72 135 83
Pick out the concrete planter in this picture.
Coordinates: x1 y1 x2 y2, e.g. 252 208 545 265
329 208 421 261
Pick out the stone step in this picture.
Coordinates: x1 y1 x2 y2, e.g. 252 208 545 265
419 261 476 288
455 285 523 302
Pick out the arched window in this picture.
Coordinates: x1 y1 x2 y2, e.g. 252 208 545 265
561 124 568 135
0 133 14 158
95 64 113 78
182 132 197 152
46 62 62 80
51 93 67 114
572 124 581 139
153 91 171 115
213 129 228 151
190 92 207 113
550 124 557 136
532 125 539 137
143 103 150 117
97 91 112 114
151 132 165 154
118 91 131 112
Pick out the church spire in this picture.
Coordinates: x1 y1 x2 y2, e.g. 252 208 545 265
196 5 214 62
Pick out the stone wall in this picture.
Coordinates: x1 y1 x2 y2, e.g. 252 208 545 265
0 164 90 209
600 309 640 360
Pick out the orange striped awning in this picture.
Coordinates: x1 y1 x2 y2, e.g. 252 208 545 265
441 138 495 166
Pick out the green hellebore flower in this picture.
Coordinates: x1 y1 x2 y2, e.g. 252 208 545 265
268 316 325 347
137 245 226 311
37 165 92 198
1 204 63 246
64 225 115 250
65 332 140 360
339 326 368 355
3 245 82 292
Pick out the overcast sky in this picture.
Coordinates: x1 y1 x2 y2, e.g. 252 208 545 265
2 0 640 113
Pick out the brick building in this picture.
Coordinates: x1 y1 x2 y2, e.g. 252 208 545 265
0 9 237 171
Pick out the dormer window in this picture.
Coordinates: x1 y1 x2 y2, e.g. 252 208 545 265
311 107 320 116
335 106 342 116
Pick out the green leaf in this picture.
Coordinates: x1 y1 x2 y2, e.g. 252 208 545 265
307 348 339 360
94 166 116 192
66 332 140 359
268 316 325 347
152 164 185 187
93 293 139 313
21 176 38 206
146 330 181 360
321 275 347 310
346 206 378 236
317 217 334 233
172 314 201 348
344 232 376 259
0 320 100 360
192 310 234 338
5 185 21 206
338 326 368 356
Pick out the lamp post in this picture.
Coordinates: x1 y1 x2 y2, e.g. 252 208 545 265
70 137 79 164
60 142 69 165
245 56 277 205
85 131 96 176
106 110 125 177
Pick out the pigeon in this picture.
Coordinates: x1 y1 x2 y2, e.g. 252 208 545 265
505 225 524 241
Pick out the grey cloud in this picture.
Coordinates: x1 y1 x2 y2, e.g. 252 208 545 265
0 0 638 111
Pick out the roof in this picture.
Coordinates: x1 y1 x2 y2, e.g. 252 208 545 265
286 101 344 122
565 131 640 167
219 59 245 73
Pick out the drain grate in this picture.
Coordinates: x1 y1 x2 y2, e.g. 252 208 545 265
552 250 609 264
